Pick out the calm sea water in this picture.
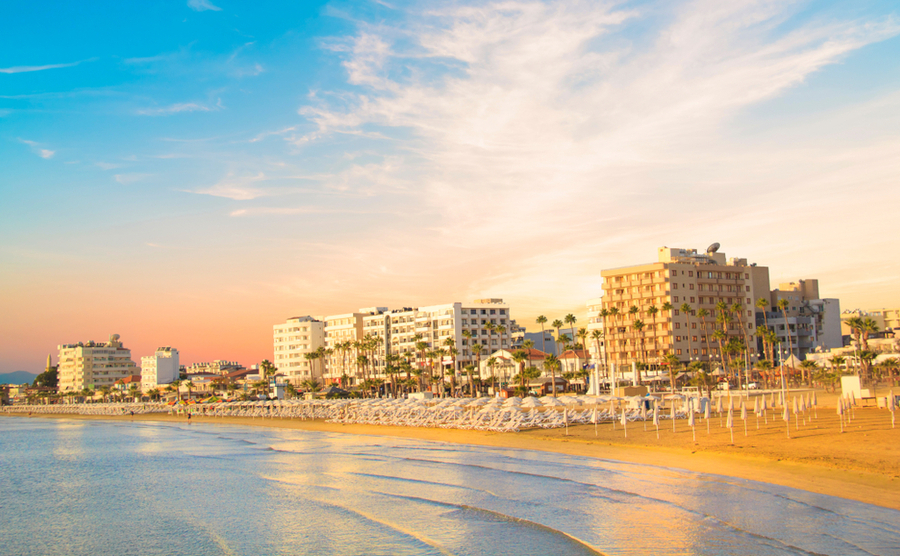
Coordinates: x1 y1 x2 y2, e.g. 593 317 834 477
1 417 897 556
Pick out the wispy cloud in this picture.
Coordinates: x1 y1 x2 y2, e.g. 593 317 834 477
114 173 151 185
0 58 93 74
136 102 211 116
95 162 121 170
287 0 900 313
188 0 221 12
18 138 55 159
190 172 270 200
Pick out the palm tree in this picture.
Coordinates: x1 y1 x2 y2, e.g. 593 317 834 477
697 308 713 371
776 298 793 370
662 352 680 394
680 302 695 365
512 350 528 392
552 319 564 356
496 324 507 352
756 297 773 363
799 360 819 388
632 319 645 384
712 329 727 380
485 322 497 358
577 327 588 354
463 364 476 396
557 333 571 381
608 307 620 366
646 305 658 362
564 314 577 347
544 353 560 397
591 329 607 383
536 315 548 355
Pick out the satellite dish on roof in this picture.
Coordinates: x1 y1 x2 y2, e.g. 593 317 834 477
706 242 720 255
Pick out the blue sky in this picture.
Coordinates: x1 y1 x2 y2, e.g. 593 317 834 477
2 0 899 372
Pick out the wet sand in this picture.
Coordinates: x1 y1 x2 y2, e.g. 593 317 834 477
9 392 899 511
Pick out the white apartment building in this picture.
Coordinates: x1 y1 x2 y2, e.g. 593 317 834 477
57 334 138 392
140 347 180 392
273 316 325 384
315 299 514 386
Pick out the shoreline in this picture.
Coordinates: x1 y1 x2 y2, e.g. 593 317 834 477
6 409 899 511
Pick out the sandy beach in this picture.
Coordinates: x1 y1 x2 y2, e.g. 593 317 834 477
8 392 900 511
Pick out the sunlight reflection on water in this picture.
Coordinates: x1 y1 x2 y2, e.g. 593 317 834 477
1 418 897 556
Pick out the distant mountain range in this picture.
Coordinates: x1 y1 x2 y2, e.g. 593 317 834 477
0 371 38 385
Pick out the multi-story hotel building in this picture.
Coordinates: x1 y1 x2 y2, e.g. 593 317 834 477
599 246 767 370
57 334 138 392
303 299 514 386
272 316 325 383
140 347 180 392
765 280 841 359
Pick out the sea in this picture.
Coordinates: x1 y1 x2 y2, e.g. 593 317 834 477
1 417 898 556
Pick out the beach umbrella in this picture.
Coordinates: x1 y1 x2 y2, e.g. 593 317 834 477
783 404 791 438
641 402 648 432
753 396 760 430
701 397 709 421
740 398 748 436
688 399 696 442
837 397 844 433
592 407 598 436
610 400 617 430
812 391 818 419
670 399 677 432
653 401 660 439
620 404 627 438
726 408 734 444
890 390 895 429
792 397 800 430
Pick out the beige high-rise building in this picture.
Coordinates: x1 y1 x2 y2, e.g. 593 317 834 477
57 334 138 392
273 316 325 384
599 246 764 371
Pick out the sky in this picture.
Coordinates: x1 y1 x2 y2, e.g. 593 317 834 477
2 0 899 373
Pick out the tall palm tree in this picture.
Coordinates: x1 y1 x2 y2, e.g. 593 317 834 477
680 302 694 366
512 350 528 392
485 322 497 357
662 353 680 394
471 344 483 394
627 305 639 368
712 329 727 379
496 324 507 352
463 364 476 396
557 333 571 381
697 308 713 371
776 298 793 367
536 315 548 355
552 319 564 356
544 353 560 397
632 319 645 384
564 314 577 347
731 301 752 389
591 329 607 382
645 305 658 362
608 307 620 366
756 297 773 363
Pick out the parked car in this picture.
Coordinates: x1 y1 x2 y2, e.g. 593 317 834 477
716 381 731 391
742 382 759 390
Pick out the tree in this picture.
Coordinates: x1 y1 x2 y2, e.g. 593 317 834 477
680 303 695 367
632 319 645 384
557 333 571 381
564 314 577 348
756 297 773 363
536 315 548 355
697 308 713 371
148 388 160 401
259 359 276 383
662 353 680 394
544 353 560 397
552 319 564 356
776 298 793 372
470 344 483 393
591 329 607 383
33 367 58 389
646 305 658 363
512 350 528 392
300 378 321 394
128 384 140 402
799 360 818 387
463 364 476 396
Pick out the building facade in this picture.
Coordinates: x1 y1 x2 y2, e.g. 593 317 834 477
765 280 842 359
140 347 180 392
272 316 325 384
57 334 138 392
599 246 764 371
